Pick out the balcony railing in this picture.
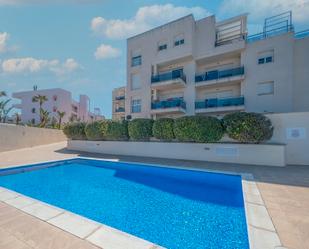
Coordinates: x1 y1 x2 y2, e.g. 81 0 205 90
195 96 244 109
151 98 186 110
295 29 309 39
195 67 244 83
115 107 125 113
151 69 186 84
115 95 125 100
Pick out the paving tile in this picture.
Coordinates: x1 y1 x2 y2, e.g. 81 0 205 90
0 190 19 201
47 212 100 239
21 202 63 221
5 196 36 209
245 193 264 205
86 225 155 249
243 181 260 195
248 225 281 249
246 203 275 231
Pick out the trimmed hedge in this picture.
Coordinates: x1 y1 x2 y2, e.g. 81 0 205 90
223 112 273 143
105 120 128 140
85 121 105 140
63 122 86 140
128 118 153 141
174 116 224 143
153 118 175 141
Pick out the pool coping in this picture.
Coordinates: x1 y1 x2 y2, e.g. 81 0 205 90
0 156 283 249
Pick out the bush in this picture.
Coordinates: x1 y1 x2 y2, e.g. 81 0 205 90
63 122 86 140
128 118 153 141
85 121 105 140
174 116 224 143
105 120 128 140
153 118 175 141
223 112 273 143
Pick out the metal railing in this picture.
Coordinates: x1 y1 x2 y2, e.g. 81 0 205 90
151 69 186 84
115 107 125 113
195 96 244 109
195 66 244 83
247 25 294 43
115 95 125 100
295 29 309 39
151 98 186 110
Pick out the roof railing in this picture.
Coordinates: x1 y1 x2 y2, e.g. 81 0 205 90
295 29 309 39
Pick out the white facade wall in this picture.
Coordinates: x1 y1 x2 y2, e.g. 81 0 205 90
125 13 309 119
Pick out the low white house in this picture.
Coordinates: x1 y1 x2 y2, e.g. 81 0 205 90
13 88 104 124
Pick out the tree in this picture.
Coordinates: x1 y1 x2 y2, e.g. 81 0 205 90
32 95 48 125
0 99 13 123
57 110 65 129
39 109 50 128
14 113 21 125
0 91 6 97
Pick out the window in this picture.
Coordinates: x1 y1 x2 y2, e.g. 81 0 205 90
265 56 273 63
158 44 167 51
258 49 274 64
131 73 141 90
131 55 142 67
31 119 35 125
258 58 265 64
131 99 141 113
174 34 184 47
257 81 274 96
31 108 36 113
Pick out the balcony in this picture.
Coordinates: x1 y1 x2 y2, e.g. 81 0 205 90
195 67 244 87
151 69 186 89
115 95 125 101
195 96 244 113
151 98 186 114
115 107 125 113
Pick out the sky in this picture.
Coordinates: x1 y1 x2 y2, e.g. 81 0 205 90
0 0 308 118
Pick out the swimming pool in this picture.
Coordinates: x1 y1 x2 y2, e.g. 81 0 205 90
0 158 249 249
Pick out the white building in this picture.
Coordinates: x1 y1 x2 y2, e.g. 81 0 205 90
13 88 104 124
112 86 126 120
123 11 309 119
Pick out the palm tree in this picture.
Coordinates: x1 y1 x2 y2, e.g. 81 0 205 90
0 99 13 123
39 109 50 128
56 110 65 129
14 113 21 125
32 95 48 124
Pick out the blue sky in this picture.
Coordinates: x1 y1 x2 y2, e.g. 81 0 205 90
0 0 308 118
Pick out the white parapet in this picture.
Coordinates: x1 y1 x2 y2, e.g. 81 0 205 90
67 140 286 167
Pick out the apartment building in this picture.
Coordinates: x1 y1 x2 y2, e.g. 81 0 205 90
124 11 309 119
112 86 126 120
13 88 104 124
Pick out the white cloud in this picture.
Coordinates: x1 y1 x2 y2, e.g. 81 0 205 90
1 57 81 75
0 0 103 5
91 4 211 39
0 32 10 53
94 44 121 60
220 0 309 23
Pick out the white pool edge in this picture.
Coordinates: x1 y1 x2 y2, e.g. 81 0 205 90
0 157 283 249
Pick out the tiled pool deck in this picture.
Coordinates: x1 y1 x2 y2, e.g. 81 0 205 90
0 142 308 249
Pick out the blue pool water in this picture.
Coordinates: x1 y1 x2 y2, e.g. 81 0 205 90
0 159 249 249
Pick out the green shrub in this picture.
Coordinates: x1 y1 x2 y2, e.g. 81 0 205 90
63 122 86 140
85 121 105 140
105 120 128 140
223 112 273 143
153 118 175 141
128 119 153 141
174 116 224 143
